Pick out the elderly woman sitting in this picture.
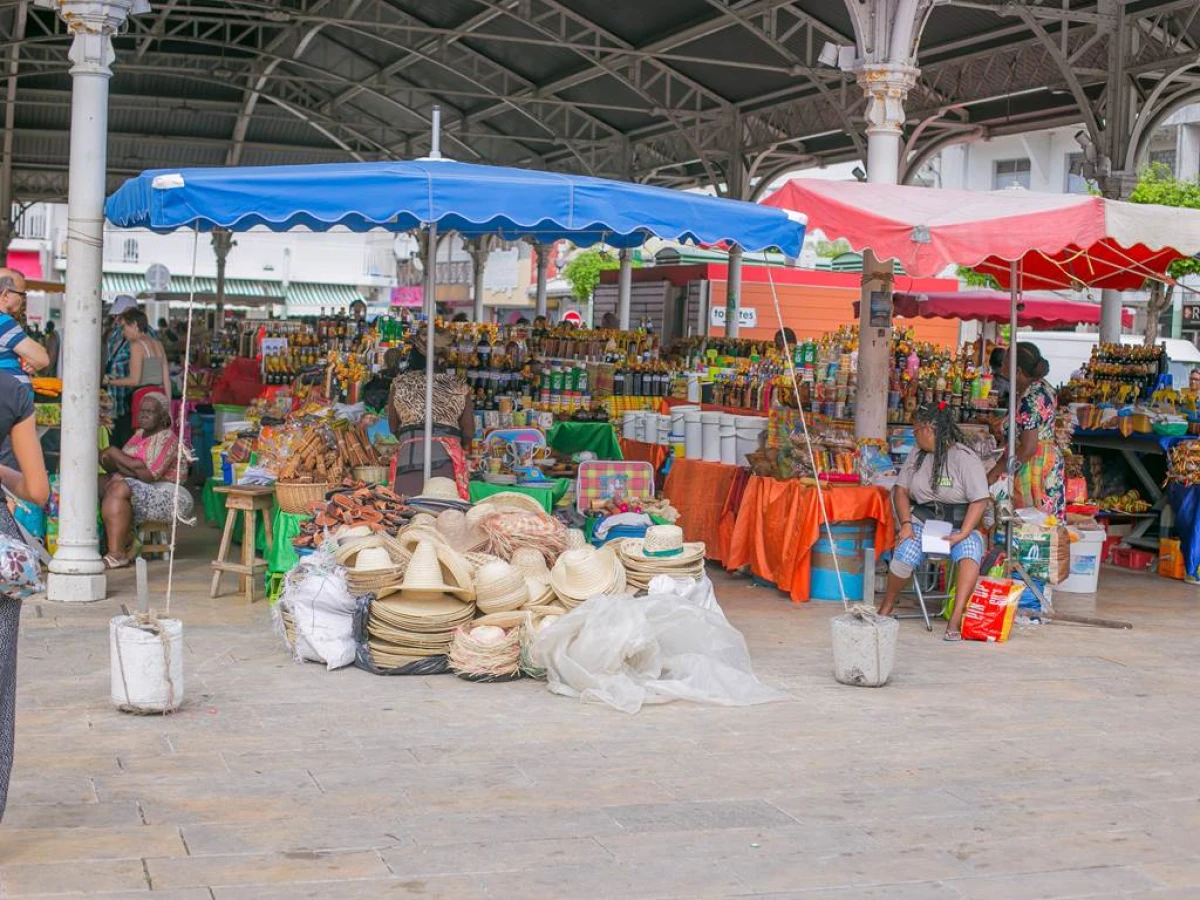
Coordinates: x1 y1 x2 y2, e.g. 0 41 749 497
99 391 194 569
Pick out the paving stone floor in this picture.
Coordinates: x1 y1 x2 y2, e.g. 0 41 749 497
3 526 1199 899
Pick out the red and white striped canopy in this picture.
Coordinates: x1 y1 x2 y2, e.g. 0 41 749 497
763 179 1200 290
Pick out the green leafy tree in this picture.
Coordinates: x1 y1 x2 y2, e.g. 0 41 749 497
956 265 999 290
814 238 852 258
562 248 620 303
1129 164 1200 344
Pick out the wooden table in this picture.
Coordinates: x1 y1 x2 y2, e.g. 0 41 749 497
210 485 275 603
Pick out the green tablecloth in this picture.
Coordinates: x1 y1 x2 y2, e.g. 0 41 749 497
267 508 310 575
469 478 572 512
201 477 270 554
545 421 622 460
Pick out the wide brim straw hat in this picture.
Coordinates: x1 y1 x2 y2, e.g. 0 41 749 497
474 491 547 516
619 524 705 565
564 528 588 551
415 476 462 502
382 540 470 599
550 546 626 603
525 577 555 607
371 593 474 630
436 508 487 552
473 559 529 614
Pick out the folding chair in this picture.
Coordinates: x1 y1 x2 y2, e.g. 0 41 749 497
887 490 950 633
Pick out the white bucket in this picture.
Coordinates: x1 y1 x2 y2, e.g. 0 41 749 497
632 412 647 442
110 616 184 713
684 409 703 459
701 411 722 462
656 413 672 446
719 414 737 464
1057 530 1105 593
622 411 638 440
734 414 766 467
670 404 699 437
831 613 897 687
686 374 701 403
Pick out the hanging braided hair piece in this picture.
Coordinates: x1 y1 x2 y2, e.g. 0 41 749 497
912 401 965 493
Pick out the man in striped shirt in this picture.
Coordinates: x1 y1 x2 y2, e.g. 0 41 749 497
0 268 49 394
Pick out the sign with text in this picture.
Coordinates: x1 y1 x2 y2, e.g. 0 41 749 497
710 306 758 328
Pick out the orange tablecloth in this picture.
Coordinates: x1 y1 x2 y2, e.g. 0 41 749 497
725 476 894 603
662 459 741 564
619 438 668 473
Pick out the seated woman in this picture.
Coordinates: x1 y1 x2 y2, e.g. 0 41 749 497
877 403 991 641
99 391 194 569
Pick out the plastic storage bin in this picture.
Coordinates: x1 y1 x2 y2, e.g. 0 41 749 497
1058 529 1106 593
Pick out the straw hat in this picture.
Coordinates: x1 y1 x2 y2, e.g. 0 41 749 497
410 513 438 529
380 540 470 599
550 546 626 605
475 491 546 516
620 525 705 565
473 560 529 614
416 477 461 503
510 547 551 583
564 528 588 551
352 546 394 572
436 508 487 552
525 577 555 607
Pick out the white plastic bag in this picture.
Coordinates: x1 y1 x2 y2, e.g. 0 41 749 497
531 580 787 714
645 574 722 620
278 552 358 670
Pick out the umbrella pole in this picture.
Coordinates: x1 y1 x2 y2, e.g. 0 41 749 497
1003 260 1050 610
422 222 438 482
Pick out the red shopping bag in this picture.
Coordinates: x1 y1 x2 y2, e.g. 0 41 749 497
961 577 1023 643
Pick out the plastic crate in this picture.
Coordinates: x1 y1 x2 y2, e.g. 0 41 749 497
1110 546 1154 570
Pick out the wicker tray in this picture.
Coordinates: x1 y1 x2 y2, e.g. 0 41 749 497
276 481 332 515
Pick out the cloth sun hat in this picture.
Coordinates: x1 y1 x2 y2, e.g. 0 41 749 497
473 559 529 614
620 524 705 564
110 294 137 316
550 546 626 604
380 540 470 599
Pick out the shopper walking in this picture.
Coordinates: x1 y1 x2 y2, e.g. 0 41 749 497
0 370 50 822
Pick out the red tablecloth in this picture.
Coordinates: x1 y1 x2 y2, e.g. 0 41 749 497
725 476 894 603
662 459 742 564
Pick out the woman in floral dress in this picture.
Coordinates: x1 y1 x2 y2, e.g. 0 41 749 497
988 342 1065 518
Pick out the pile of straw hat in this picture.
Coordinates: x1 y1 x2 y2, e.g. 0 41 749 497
333 535 410 595
466 491 547 522
614 524 706 592
366 540 475 666
510 546 556 607
472 559 529 615
408 477 469 513
549 545 626 610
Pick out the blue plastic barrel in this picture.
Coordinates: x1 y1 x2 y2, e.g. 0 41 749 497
810 520 874 602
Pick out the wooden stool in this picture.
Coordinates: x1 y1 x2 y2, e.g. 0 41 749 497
136 520 171 560
210 485 275 603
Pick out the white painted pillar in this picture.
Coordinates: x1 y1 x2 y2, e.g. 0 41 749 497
725 244 743 338
535 242 549 318
48 0 149 603
617 248 633 330
1099 289 1124 343
854 62 917 441
469 238 489 323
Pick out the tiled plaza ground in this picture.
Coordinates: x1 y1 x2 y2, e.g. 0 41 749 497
3 525 1199 899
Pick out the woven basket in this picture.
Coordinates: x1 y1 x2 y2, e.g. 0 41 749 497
353 465 387 485
276 481 332 515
